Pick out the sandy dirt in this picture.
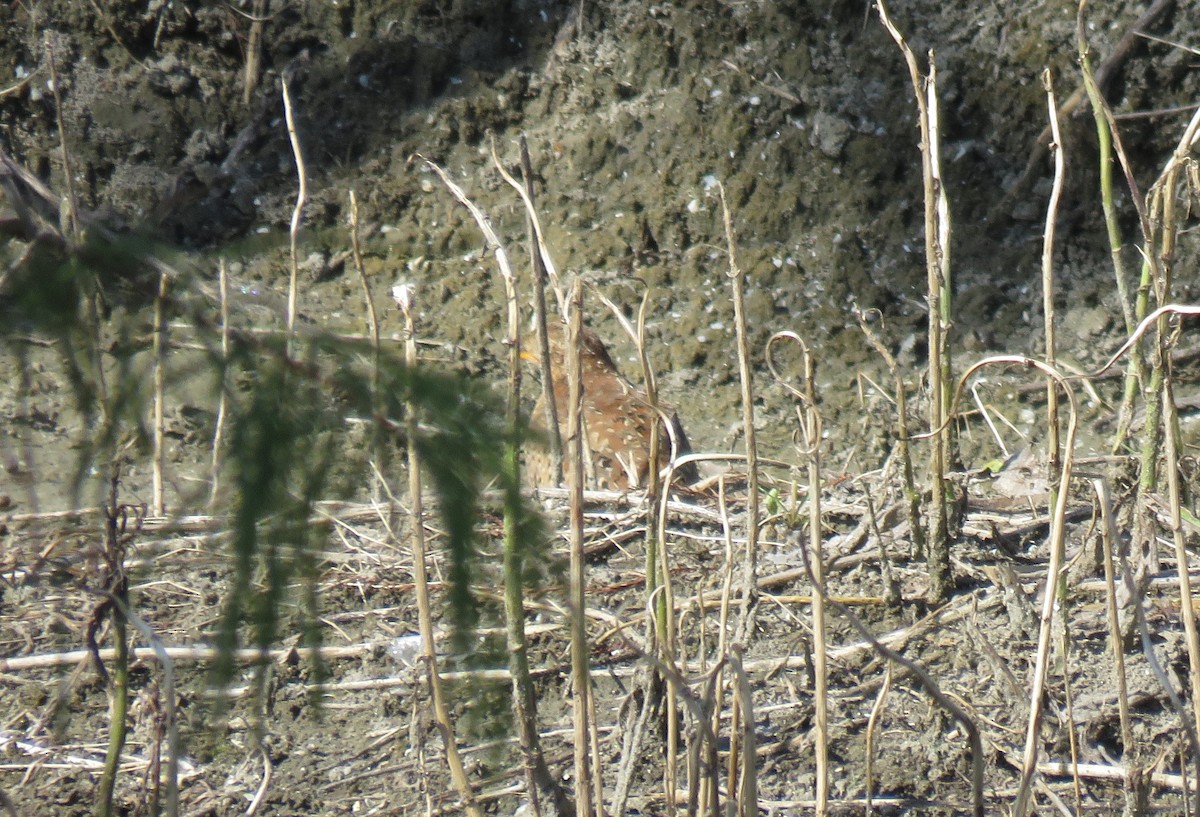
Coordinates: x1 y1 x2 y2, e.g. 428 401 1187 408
4 0 1200 814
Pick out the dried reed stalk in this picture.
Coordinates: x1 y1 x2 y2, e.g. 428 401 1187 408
855 310 926 558
396 285 482 817
1117 494 1200 814
864 663 894 811
1133 111 1200 588
1091 478 1135 782
1145 113 1200 760
1041 70 1065 474
565 278 597 817
348 191 380 390
242 0 267 107
1037 78 1083 808
1163 348 1200 758
45 37 79 240
728 647 758 817
585 285 682 812
518 135 563 483
115 595 179 817
424 153 567 815
951 358 1077 817
152 270 168 517
490 139 566 314
281 73 306 356
801 342 827 815
708 476 736 816
347 190 382 504
876 0 953 602
765 331 827 814
209 260 230 510
796 499 984 817
718 183 759 643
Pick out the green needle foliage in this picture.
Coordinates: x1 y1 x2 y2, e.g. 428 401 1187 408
2 224 542 717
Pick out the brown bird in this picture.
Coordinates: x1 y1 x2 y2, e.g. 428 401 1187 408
522 321 698 490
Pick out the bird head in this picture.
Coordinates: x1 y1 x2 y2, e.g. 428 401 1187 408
521 320 620 376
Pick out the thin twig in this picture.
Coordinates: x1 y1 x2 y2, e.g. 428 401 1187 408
796 516 984 817
348 190 382 503
152 271 168 518
242 0 268 107
518 135 563 483
876 0 952 602
718 183 759 646
394 286 483 817
1041 69 1065 476
111 594 179 817
769 331 828 815
209 260 230 510
950 358 1077 817
281 72 307 355
44 36 79 241
565 279 596 817
1091 478 1137 810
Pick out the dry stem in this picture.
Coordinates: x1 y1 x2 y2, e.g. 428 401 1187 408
565 279 597 817
152 271 168 518
876 0 952 602
718 183 759 645
281 73 306 355
208 260 230 510
396 288 482 817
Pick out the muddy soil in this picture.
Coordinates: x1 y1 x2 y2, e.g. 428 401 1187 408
5 0 1200 815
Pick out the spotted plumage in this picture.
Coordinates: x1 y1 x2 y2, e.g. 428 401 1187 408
523 322 697 490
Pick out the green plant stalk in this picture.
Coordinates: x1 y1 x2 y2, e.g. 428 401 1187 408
1077 2 1146 454
501 440 558 810
1126 104 1200 591
1130 183 1177 580
423 152 558 813
615 296 678 806
1078 16 1134 335
1112 256 1153 453
631 295 669 655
